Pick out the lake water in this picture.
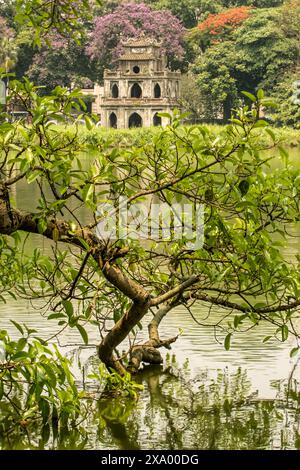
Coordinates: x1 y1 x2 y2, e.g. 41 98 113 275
1 147 300 450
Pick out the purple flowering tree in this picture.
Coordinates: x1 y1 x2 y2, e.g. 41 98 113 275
0 16 10 37
87 2 186 71
0 16 16 71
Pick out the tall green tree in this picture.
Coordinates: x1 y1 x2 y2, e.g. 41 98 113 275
271 68 300 128
221 0 283 6
192 5 299 119
26 35 95 93
143 0 283 27
143 0 222 28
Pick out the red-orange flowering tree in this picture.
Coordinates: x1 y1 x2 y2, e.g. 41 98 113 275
198 6 252 46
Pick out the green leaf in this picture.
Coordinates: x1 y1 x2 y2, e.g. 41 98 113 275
27 171 40 184
78 238 90 250
62 300 74 318
249 312 259 324
113 309 122 324
242 91 257 102
257 89 264 100
265 128 276 141
261 100 278 109
40 399 50 424
84 115 94 131
278 146 289 165
41 424 50 444
12 351 28 360
230 118 243 127
281 325 289 342
40 363 57 388
290 347 299 358
37 218 47 234
52 227 60 242
224 333 232 351
10 320 24 335
253 120 269 128
233 314 247 328
76 324 88 345
158 112 171 119
263 336 272 343
16 337 27 351
82 184 94 205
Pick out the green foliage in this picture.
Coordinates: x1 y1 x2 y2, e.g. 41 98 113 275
26 39 95 94
192 40 240 119
89 364 143 399
144 0 283 28
144 0 222 28
14 0 98 45
179 73 207 120
224 333 232 350
190 4 300 121
0 235 20 302
0 0 296 126
1 74 300 443
0 328 83 434
95 366 300 450
270 70 300 129
0 0 299 451
2 81 300 347
54 121 300 148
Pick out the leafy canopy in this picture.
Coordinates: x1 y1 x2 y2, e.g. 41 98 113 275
87 2 186 71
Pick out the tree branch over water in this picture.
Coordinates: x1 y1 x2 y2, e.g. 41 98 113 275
1 79 300 373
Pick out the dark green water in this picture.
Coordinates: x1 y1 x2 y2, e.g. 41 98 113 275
1 148 300 449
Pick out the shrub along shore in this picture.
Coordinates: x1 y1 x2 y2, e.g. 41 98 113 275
57 123 300 149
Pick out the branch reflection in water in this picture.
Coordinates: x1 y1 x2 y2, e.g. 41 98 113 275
1 354 300 450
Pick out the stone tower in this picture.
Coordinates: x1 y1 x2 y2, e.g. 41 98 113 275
90 37 181 128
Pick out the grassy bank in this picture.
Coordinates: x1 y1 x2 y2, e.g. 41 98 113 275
56 123 300 149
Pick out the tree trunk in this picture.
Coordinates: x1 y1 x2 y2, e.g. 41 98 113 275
223 95 232 122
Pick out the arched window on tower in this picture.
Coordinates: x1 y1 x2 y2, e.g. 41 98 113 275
109 112 117 128
153 113 162 127
131 83 142 98
154 83 161 99
111 84 119 98
129 113 142 128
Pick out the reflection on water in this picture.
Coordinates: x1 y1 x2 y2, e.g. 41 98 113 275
1 148 300 449
1 293 300 400
1 362 300 450
105 363 300 450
